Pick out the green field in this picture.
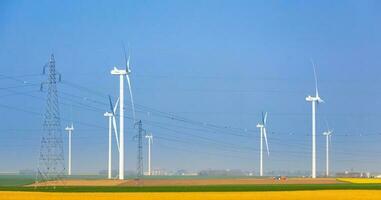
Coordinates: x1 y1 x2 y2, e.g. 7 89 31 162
0 175 35 187
1 175 381 193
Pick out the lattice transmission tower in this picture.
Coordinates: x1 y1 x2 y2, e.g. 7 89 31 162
36 54 65 183
135 120 145 178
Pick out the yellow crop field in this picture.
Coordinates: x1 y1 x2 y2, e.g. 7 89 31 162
338 178 381 184
1 190 381 200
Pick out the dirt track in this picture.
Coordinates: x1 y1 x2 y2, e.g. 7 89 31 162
30 178 341 187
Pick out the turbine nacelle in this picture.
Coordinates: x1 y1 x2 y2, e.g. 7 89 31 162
306 95 324 103
145 134 153 144
104 112 113 117
111 67 128 75
323 130 333 136
65 124 74 132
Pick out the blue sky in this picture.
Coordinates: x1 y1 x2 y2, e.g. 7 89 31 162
1 0 381 175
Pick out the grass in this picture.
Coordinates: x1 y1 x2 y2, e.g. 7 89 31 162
0 175 35 186
0 174 112 186
1 184 381 193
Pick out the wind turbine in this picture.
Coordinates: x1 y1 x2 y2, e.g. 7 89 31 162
323 129 333 177
110 44 136 180
65 124 74 176
145 133 153 176
104 96 120 179
305 60 324 179
256 112 269 177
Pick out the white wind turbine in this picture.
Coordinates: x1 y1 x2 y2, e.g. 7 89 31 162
323 128 333 177
103 96 120 179
110 45 136 180
145 133 153 176
256 112 269 177
305 60 324 179
65 123 74 176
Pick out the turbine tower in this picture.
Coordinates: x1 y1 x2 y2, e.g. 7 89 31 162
110 45 136 180
104 96 120 179
323 129 333 177
65 124 74 176
104 112 114 179
145 133 153 176
256 112 269 177
305 60 324 179
110 67 126 180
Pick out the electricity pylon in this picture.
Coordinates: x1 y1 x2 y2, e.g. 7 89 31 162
36 54 65 183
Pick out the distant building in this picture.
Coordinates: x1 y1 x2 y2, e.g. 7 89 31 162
336 171 370 178
175 170 198 176
152 169 170 176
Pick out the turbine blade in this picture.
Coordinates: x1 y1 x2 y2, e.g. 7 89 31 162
108 95 115 115
112 116 120 152
126 74 136 122
310 59 319 98
263 128 270 156
127 55 131 72
113 97 120 114
122 42 128 70
264 112 268 125
122 42 131 72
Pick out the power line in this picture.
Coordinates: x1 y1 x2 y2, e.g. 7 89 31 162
2 73 381 171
